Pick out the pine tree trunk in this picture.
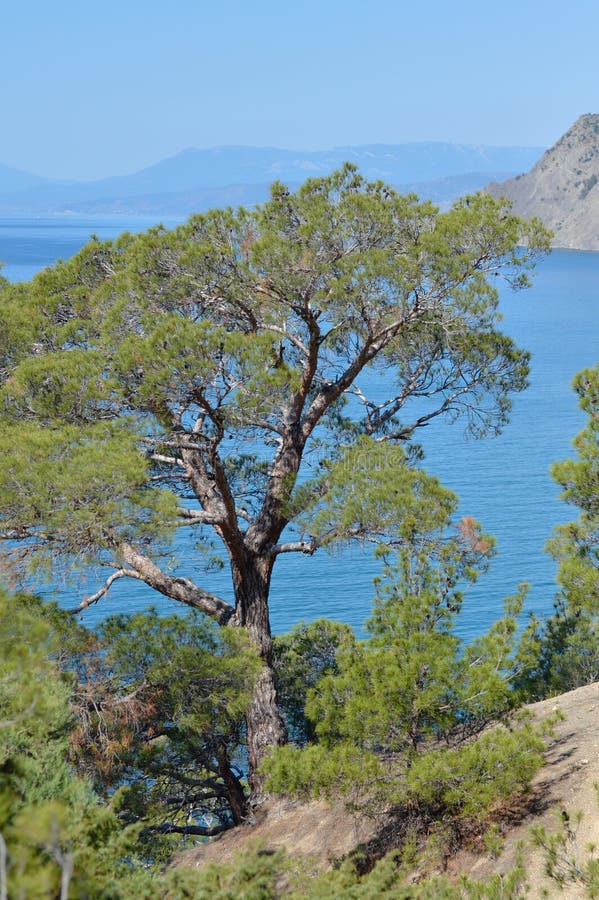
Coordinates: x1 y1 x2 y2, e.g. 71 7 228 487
216 744 249 824
231 553 287 795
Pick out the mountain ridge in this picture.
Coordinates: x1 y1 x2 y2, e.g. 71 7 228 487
0 142 544 215
0 162 59 195
0 172 520 217
486 114 599 250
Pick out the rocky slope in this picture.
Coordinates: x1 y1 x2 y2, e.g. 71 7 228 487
487 114 599 250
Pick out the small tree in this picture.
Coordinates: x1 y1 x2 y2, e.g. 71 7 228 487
516 364 599 700
263 497 544 827
71 608 261 835
548 364 598 613
0 166 550 784
273 618 355 744
266 482 526 753
0 591 146 898
0 591 79 817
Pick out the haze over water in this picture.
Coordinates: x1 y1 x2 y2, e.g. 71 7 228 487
1 217 597 640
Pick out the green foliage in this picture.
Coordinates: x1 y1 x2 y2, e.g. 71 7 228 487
365 553 522 753
297 437 458 547
0 165 549 604
0 420 178 577
548 364 599 614
0 589 267 896
262 742 386 804
515 601 599 700
0 588 165 899
0 590 82 812
287 853 530 898
268 468 546 835
266 604 541 819
515 365 599 702
169 843 289 899
167 843 530 899
299 527 520 760
264 480 543 834
4 798 163 900
404 722 544 820
71 608 262 837
531 800 599 898
273 619 355 743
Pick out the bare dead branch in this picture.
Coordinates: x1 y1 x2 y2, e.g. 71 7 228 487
70 569 144 613
150 453 185 466
271 540 317 556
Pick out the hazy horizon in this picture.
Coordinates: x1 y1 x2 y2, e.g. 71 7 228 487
2 0 595 181
0 138 548 184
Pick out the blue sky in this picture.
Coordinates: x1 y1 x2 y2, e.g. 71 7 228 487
2 0 597 180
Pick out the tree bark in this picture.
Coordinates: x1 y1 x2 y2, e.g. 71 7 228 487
216 744 249 825
230 552 287 795
101 542 286 797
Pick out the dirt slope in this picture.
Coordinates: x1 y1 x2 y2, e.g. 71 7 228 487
452 681 599 897
178 682 599 897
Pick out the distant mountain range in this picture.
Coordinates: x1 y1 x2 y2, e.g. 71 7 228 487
486 115 599 250
0 144 544 216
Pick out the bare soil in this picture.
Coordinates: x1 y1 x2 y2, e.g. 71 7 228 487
451 681 599 898
178 681 599 897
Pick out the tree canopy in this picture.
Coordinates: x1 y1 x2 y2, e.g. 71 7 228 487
0 165 551 776
71 608 261 833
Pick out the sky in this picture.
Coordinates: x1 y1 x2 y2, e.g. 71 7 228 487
1 0 597 181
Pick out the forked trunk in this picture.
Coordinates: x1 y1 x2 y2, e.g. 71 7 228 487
231 553 287 795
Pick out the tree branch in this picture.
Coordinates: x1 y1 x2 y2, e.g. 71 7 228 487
70 568 144 613
141 437 210 451
119 543 234 624
178 506 251 525
270 540 317 556
263 323 310 357
147 821 232 837
177 508 224 525
150 453 185 467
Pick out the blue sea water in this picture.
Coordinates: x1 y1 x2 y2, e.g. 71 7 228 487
1 217 598 640
0 215 185 283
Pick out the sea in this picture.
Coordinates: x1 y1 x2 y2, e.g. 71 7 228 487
1 215 598 641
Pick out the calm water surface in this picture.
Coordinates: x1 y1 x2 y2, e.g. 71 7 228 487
1 217 598 639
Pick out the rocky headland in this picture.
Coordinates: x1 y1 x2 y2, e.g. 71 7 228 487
487 114 599 251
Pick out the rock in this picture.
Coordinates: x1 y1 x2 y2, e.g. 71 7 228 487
485 114 599 250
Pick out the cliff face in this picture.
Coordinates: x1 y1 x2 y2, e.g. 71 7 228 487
486 114 599 250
